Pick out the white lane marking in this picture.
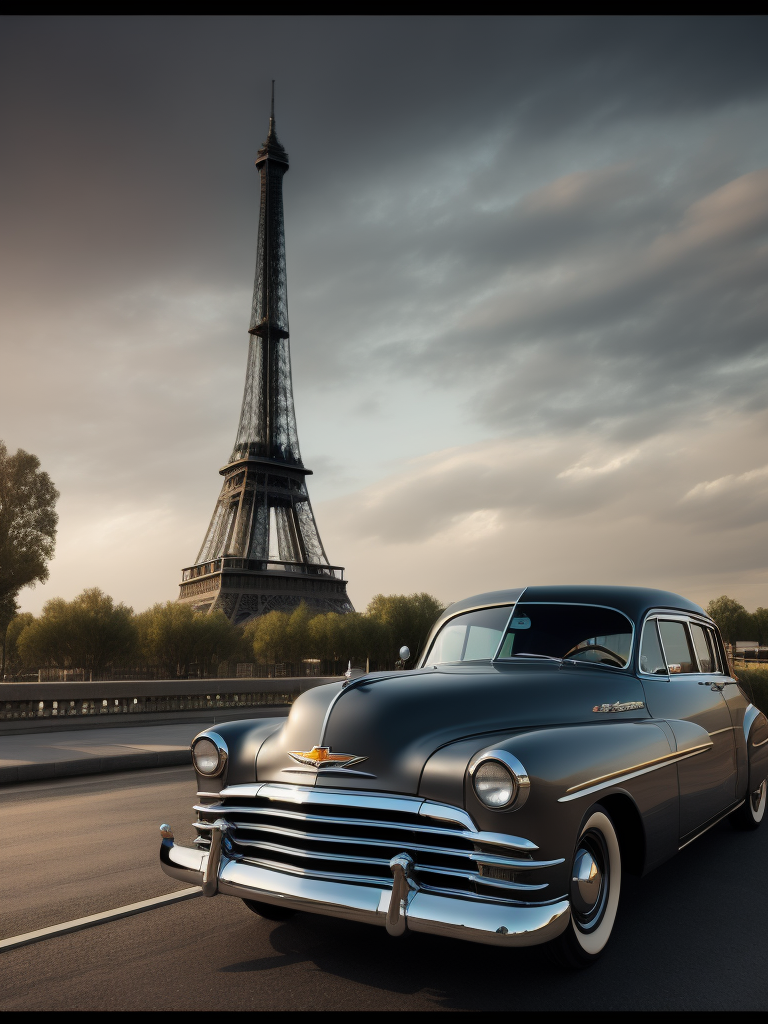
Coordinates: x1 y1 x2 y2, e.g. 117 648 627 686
0 887 202 953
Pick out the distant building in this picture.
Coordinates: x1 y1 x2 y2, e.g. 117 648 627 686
178 87 353 624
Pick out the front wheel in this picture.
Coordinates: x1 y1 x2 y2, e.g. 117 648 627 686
547 806 622 969
730 779 767 831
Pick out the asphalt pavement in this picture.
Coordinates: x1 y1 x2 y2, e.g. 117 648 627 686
1 767 767 1010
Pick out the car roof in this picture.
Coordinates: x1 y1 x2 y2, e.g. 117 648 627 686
434 585 706 628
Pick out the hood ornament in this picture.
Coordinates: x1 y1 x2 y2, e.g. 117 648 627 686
288 746 368 770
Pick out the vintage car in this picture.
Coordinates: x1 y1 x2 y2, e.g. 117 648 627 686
159 585 768 967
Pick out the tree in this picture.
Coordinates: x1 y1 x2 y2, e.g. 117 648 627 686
365 592 446 665
0 442 59 604
0 593 19 679
245 609 295 664
17 588 136 677
753 608 768 647
706 596 755 644
136 602 241 678
3 611 34 679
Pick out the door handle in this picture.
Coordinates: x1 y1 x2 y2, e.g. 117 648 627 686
698 680 725 691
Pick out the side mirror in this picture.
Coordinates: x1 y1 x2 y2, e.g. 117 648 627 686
399 646 411 661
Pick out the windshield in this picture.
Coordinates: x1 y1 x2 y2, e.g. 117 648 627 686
424 603 633 668
424 606 512 665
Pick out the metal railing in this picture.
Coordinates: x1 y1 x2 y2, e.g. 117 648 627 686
0 690 295 722
181 559 345 581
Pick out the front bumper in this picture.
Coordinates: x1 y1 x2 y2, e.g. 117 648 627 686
160 830 570 948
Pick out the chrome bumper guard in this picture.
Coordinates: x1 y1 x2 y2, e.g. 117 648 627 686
160 823 570 948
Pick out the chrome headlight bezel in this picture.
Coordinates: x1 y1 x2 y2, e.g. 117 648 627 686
468 749 530 812
192 732 228 777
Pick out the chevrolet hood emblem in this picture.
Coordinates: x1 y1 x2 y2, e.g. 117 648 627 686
288 746 368 770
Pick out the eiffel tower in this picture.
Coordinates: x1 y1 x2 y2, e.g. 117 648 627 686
178 86 353 624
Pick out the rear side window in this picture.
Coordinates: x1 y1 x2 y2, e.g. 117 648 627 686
639 620 667 674
690 623 715 672
658 620 696 674
705 627 724 673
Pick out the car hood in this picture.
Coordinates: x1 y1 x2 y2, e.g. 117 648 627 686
256 662 649 795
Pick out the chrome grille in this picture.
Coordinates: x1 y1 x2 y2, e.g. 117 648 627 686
194 783 560 900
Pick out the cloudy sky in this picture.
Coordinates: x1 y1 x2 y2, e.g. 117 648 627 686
2 15 767 616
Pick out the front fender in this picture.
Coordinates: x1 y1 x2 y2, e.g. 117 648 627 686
424 720 679 887
193 716 285 791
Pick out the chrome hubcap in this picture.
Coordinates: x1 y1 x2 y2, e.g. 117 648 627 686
570 828 609 931
751 780 766 814
571 848 602 914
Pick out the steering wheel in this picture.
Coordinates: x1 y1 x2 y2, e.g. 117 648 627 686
563 643 625 667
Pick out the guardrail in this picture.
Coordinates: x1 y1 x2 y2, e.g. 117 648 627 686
0 676 344 723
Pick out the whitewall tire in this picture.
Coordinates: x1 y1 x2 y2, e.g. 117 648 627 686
547 806 622 968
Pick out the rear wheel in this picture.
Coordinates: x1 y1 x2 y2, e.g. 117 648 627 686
547 806 621 969
730 779 767 831
242 898 296 921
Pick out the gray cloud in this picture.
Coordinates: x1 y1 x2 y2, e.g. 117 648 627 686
1 16 767 613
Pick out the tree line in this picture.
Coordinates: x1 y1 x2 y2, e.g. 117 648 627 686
706 596 768 646
1 587 445 681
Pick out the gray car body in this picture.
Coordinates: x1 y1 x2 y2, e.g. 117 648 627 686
181 585 768 932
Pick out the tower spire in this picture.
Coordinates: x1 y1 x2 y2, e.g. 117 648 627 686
178 96 352 625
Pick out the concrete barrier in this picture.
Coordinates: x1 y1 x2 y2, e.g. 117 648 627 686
0 676 347 735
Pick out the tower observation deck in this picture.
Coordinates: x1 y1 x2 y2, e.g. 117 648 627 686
178 87 353 624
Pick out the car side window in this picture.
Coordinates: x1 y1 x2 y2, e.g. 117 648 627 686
705 627 725 674
689 623 715 672
639 619 667 674
658 620 696 674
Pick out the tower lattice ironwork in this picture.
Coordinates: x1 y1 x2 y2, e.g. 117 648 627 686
178 87 353 624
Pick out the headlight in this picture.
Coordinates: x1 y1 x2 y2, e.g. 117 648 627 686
474 761 517 808
469 749 531 811
193 737 225 776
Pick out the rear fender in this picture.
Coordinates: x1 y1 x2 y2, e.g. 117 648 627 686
745 707 768 794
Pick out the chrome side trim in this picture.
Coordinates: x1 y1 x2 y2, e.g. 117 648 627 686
558 745 711 803
708 726 734 737
753 735 768 749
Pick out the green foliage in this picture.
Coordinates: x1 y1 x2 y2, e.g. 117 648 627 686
243 593 445 668
1 599 32 679
753 608 768 646
735 667 768 715
17 588 135 676
136 602 242 678
365 592 446 663
706 595 758 644
0 442 59 604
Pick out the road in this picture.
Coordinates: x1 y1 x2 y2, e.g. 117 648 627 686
1 767 767 1011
